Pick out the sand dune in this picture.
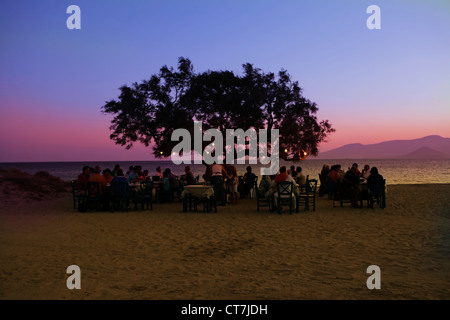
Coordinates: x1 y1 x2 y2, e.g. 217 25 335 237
0 184 449 300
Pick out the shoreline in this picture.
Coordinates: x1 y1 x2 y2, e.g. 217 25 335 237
1 184 449 300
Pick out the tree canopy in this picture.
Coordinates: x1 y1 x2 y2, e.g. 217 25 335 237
102 57 335 162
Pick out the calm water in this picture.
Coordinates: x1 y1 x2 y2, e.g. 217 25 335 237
1 159 450 185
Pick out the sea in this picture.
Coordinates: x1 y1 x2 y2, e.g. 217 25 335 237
1 159 450 185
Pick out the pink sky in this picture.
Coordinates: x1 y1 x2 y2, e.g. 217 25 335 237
1 100 449 162
1 1 449 163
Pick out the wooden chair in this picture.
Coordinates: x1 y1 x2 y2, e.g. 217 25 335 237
159 181 173 203
326 176 335 200
193 195 217 213
333 179 354 208
71 180 86 210
170 177 182 202
368 179 386 209
86 181 102 211
256 187 272 212
136 180 153 210
297 178 318 212
296 174 309 194
110 179 129 212
275 181 294 215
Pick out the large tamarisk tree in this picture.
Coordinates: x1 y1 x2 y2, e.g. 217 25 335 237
102 57 334 162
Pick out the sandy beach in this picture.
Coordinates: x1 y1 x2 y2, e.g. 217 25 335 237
1 183 449 300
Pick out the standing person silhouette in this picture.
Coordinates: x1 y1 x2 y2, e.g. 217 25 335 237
243 166 257 198
210 163 227 205
225 164 239 204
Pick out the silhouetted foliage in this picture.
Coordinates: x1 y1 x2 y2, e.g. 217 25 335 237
102 57 335 161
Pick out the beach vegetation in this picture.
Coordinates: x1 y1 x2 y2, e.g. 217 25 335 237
0 168 70 201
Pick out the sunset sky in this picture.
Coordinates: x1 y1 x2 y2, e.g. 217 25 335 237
1 0 449 162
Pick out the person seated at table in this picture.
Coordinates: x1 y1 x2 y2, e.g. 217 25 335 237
112 164 121 177
325 164 338 196
126 166 134 177
328 164 342 197
351 163 361 176
164 168 177 182
103 168 113 184
342 166 361 208
321 164 330 178
275 166 287 184
290 165 297 179
134 165 143 179
75 166 91 192
273 166 298 209
367 167 384 196
327 165 336 179
110 169 130 209
181 166 195 186
319 164 330 197
127 166 140 184
140 169 150 181
330 164 343 184
111 169 128 184
242 166 257 198
361 164 371 180
258 175 273 199
295 166 307 188
160 171 170 189
159 171 172 202
275 166 299 194
89 165 107 194
89 165 109 210
155 166 163 180
165 168 181 197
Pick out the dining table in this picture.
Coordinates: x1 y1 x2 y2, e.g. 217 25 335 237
181 184 215 212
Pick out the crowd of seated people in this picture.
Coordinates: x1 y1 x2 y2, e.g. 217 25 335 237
111 169 127 184
254 165 313 202
72 161 384 211
260 166 300 201
203 164 266 204
319 162 384 207
342 166 361 207
73 163 195 209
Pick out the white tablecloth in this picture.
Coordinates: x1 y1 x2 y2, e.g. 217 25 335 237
182 185 215 199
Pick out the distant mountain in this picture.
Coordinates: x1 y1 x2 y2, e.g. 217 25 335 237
398 146 450 159
316 135 450 159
